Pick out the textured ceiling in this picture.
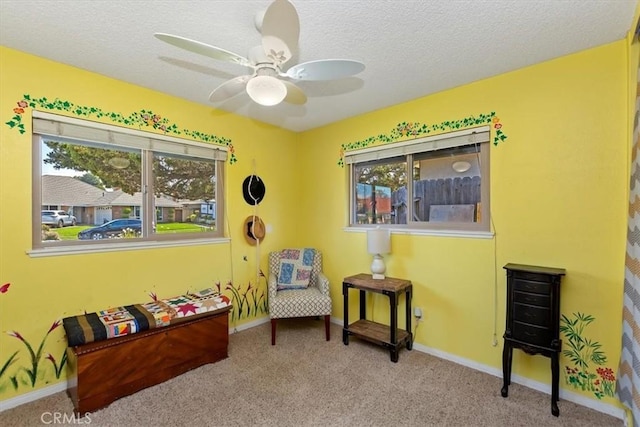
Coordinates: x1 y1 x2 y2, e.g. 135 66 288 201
0 1 637 132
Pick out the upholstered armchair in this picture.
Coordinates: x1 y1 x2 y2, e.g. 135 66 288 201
268 248 332 345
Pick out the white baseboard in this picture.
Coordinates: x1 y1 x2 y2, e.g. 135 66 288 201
330 317 625 420
229 316 269 334
0 316 626 421
0 381 68 413
412 342 625 420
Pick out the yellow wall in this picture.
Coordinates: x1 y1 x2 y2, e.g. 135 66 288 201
301 40 628 405
0 31 632 410
0 47 299 400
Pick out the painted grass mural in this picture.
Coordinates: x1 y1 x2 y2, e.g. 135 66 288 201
0 274 268 395
0 282 66 393
223 270 269 323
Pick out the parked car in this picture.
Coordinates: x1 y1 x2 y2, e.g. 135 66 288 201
41 210 77 227
77 219 142 240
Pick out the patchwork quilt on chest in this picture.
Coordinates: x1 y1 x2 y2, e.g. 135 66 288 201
62 289 231 347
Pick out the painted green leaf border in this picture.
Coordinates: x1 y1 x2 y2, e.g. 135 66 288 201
337 111 507 167
5 95 238 164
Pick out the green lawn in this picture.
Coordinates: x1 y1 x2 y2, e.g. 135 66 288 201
49 222 213 241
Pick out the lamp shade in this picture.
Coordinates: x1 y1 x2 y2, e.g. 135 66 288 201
246 75 287 106
367 228 390 255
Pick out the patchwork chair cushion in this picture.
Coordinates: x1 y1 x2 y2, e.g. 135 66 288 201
277 248 316 290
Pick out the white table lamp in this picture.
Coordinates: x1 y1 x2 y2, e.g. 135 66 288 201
367 227 391 279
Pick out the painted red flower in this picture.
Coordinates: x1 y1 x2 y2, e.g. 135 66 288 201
46 353 56 363
8 331 25 342
48 319 61 333
149 291 157 301
0 283 10 293
13 107 24 114
597 367 616 381
17 100 28 108
494 123 502 130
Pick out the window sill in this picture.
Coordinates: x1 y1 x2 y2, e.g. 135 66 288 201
27 237 230 258
343 227 494 239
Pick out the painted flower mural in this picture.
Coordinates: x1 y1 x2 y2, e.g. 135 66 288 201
560 312 616 399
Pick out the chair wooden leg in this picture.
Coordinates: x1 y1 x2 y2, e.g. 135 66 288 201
324 315 330 341
271 319 277 345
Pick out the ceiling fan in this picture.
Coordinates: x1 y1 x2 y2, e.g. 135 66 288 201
154 0 365 107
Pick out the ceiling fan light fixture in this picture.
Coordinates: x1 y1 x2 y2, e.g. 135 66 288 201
452 161 471 173
246 75 287 106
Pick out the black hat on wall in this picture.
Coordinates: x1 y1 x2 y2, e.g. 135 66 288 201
242 175 266 205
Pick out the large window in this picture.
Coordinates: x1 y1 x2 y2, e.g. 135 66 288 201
348 127 490 233
32 112 226 250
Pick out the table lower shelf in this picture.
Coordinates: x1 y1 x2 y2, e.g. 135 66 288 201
344 319 411 350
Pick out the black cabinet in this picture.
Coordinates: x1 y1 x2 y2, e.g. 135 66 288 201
501 263 565 416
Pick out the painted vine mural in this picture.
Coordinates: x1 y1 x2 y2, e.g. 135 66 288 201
5 95 238 164
337 112 507 166
0 276 267 394
560 312 616 399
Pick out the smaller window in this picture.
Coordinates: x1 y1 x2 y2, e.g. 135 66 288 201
347 127 490 232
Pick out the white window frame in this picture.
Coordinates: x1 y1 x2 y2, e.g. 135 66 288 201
31 111 227 254
346 126 491 234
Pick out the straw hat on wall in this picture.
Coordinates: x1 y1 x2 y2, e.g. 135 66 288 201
243 215 265 245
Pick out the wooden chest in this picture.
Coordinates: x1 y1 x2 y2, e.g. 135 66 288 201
66 306 230 415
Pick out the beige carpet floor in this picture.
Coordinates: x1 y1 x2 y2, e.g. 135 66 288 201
0 319 623 426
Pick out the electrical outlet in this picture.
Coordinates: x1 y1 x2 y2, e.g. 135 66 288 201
414 307 422 319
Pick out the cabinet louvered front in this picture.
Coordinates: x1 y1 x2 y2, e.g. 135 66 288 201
501 263 565 417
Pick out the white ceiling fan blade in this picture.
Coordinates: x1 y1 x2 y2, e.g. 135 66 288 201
261 0 299 65
155 33 252 68
209 75 251 103
284 59 365 81
282 81 307 105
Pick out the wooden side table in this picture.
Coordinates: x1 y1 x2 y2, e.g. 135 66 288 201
342 273 412 362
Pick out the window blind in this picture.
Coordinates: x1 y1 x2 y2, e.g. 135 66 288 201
344 126 490 164
32 111 227 161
